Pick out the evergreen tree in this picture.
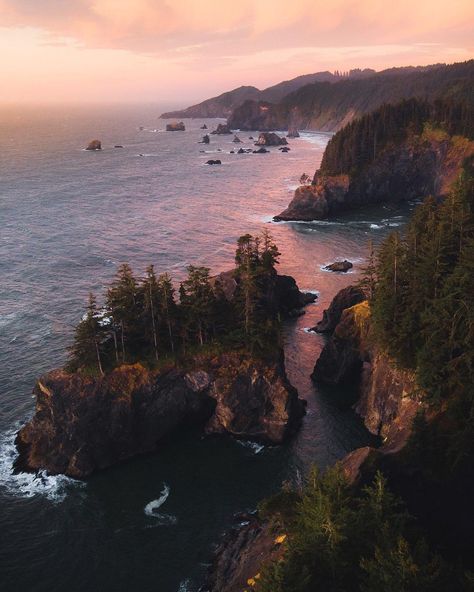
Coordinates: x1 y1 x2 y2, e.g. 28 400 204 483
67 293 105 375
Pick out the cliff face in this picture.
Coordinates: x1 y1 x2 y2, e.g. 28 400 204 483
275 133 474 221
313 299 421 447
15 354 304 479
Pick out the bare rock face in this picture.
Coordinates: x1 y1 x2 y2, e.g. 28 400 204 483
255 132 287 146
312 285 365 333
274 175 349 221
287 127 300 138
166 121 185 131
211 123 232 135
312 297 421 444
15 354 304 479
86 139 102 151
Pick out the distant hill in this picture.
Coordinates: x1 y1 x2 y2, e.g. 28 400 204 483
159 69 376 119
228 60 474 132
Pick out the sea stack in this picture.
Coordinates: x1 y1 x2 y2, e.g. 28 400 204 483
166 121 186 131
86 139 102 151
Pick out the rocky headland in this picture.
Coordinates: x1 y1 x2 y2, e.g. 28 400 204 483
275 123 474 221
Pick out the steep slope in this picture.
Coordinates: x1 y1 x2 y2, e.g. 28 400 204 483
160 70 373 119
229 60 474 131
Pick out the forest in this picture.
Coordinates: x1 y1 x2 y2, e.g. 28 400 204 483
67 230 282 375
320 97 474 176
251 156 474 591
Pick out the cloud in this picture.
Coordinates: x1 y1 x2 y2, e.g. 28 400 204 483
0 0 473 57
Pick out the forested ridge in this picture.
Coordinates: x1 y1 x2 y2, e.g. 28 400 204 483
67 231 282 375
248 158 474 592
320 98 474 176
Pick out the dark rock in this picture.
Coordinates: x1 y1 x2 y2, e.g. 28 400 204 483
253 147 269 154
211 123 232 135
279 146 290 152
287 127 300 138
312 285 365 333
324 260 353 273
232 135 242 143
15 354 304 479
85 139 102 151
201 124 208 129
166 121 185 131
237 148 245 154
255 132 287 146
206 159 222 165
248 136 254 140
114 145 124 148
200 134 210 144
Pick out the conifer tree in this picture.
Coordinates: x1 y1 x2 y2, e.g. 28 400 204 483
67 292 105 375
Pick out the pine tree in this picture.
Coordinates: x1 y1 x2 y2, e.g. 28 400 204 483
67 293 105 375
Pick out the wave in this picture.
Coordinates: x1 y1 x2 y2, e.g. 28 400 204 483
237 440 265 454
0 427 83 502
144 483 177 524
177 579 192 592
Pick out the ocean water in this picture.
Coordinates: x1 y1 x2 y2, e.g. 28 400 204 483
0 104 413 592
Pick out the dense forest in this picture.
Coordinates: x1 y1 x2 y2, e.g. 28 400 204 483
250 157 474 591
320 98 474 176
67 230 282 374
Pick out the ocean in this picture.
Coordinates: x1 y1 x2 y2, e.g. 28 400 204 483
0 103 412 591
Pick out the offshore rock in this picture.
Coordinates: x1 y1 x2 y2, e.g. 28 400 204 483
255 132 288 146
324 260 353 273
211 123 232 135
85 139 102 151
200 134 210 144
206 159 221 165
15 354 304 479
232 135 242 143
166 121 185 131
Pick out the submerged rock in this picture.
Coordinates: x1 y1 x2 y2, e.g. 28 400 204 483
166 121 185 131
253 147 269 154
206 159 222 165
86 139 102 151
201 124 208 129
324 260 353 273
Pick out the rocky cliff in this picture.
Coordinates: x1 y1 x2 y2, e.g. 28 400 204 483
15 353 304 479
275 131 474 221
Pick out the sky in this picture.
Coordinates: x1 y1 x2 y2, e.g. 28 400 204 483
0 0 473 104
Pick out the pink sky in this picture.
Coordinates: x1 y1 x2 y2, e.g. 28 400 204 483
0 0 473 104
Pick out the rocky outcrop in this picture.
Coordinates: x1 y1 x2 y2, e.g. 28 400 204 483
312 298 421 443
202 514 285 592
86 139 101 151
15 354 304 479
255 132 288 147
211 123 232 135
275 133 474 221
324 260 353 273
274 175 349 221
311 285 365 333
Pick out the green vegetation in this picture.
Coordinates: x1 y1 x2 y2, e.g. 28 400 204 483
255 467 470 592
320 98 474 176
67 231 283 374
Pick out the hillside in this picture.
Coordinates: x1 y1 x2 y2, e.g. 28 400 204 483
229 60 474 132
159 69 375 119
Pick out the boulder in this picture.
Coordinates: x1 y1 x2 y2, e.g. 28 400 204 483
279 146 290 152
166 121 185 131
201 124 208 129
86 139 102 151
324 260 353 273
200 134 210 144
253 147 269 154
255 132 288 146
211 123 232 135
232 135 242 143
237 148 245 154
206 159 222 165
114 145 124 148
